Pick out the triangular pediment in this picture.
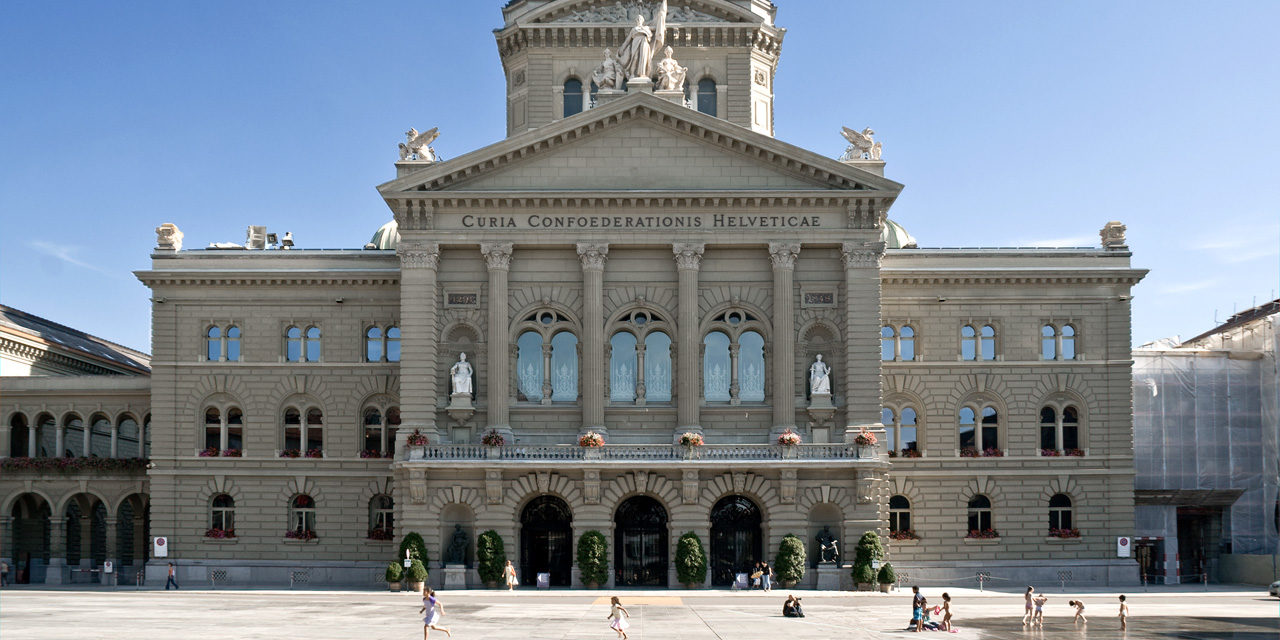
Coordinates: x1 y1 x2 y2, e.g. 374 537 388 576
378 93 902 197
511 0 761 26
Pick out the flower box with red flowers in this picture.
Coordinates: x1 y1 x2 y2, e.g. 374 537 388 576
304 448 324 459
279 449 302 458
678 432 704 447
359 449 384 459
405 430 429 447
0 457 149 473
222 448 242 457
776 430 802 446
1065 448 1085 457
853 430 877 447
204 527 236 539
367 527 394 541
965 528 1000 539
960 447 980 458
981 447 1004 457
899 449 922 458
481 430 506 447
198 447 220 457
1048 528 1081 539
1040 448 1062 457
284 529 317 541
889 529 920 541
578 431 605 447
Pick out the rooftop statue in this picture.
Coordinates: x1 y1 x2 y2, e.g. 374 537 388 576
592 48 626 90
840 126 883 161
655 46 687 91
616 0 667 80
398 127 439 162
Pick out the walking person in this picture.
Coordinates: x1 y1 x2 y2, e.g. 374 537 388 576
503 560 518 591
1022 586 1035 625
1118 594 1128 631
1069 599 1087 624
761 561 773 592
941 592 952 631
419 586 452 638
165 562 179 590
606 595 631 639
915 596 928 632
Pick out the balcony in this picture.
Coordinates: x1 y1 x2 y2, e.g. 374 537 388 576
398 443 885 469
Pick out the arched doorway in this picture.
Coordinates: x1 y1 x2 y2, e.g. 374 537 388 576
520 496 572 587
710 495 763 586
614 496 668 587
11 494 51 584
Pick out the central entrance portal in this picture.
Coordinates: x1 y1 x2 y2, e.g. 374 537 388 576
614 496 668 587
520 496 572 587
710 495 762 586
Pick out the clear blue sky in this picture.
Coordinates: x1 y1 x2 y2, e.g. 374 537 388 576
2 1 1276 353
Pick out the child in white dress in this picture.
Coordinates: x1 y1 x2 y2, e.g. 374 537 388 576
607 596 631 639
418 586 452 639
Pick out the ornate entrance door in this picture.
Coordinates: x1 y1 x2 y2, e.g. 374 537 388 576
614 496 668 587
710 495 762 586
520 496 572 587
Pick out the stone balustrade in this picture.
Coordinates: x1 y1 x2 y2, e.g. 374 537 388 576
406 442 882 464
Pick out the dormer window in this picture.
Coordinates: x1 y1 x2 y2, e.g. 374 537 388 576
564 78 584 117
696 78 717 116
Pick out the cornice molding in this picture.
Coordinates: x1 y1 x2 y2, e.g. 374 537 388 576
0 337 130 376
880 270 1147 287
136 272 401 287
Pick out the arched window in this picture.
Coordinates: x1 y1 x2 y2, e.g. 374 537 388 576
226 326 241 361
305 326 322 362
365 325 401 362
644 331 672 402
696 78 717 116
63 413 84 457
515 310 579 404
9 413 29 459
143 414 151 457
961 324 996 361
210 494 235 533
609 309 673 405
116 416 140 458
1041 325 1057 360
889 495 912 533
282 406 324 457
204 408 221 451
739 331 765 402
369 494 394 538
362 403 400 457
206 326 222 361
900 326 916 361
610 332 638 402
1048 494 1073 532
285 326 303 362
967 495 993 535
703 309 768 404
881 326 895 361
703 331 731 402
564 78 584 117
1041 403 1083 455
88 414 111 457
882 325 917 361
203 406 243 454
386 327 401 362
366 327 383 362
35 413 57 457
289 494 316 537
1061 325 1076 359
959 403 1001 456
1042 324 1078 361
881 406 919 457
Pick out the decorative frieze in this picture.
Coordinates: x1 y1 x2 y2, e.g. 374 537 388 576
583 469 601 504
841 241 883 269
409 468 427 504
780 468 797 504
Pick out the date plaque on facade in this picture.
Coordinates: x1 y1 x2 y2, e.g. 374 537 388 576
445 291 479 308
802 289 836 308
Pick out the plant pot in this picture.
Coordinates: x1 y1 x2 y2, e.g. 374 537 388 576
857 445 875 459
408 581 425 592
782 446 798 459
878 583 892 593
388 581 401 591
585 581 600 589
684 583 700 589
485 446 501 459
781 580 797 588
408 446 425 461
857 582 873 591
485 580 498 589
582 447 603 460
680 446 701 461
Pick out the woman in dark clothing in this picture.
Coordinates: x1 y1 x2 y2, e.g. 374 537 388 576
783 595 805 618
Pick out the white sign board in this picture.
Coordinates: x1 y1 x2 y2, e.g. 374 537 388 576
537 572 550 589
103 561 114 574
734 573 748 590
1117 536 1131 558
404 558 413 568
153 536 169 558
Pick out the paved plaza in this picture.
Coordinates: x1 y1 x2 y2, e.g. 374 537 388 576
1 585 1276 639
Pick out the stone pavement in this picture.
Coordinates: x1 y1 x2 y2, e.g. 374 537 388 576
0 585 1276 639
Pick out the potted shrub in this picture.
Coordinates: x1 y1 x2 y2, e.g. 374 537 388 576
481 430 506 459
777 429 801 458
406 558 428 592
853 562 877 591
774 534 806 588
400 531 429 566
576 530 609 588
476 530 506 588
851 531 885 591
385 561 404 591
675 532 707 588
854 428 877 458
678 432 704 459
579 431 605 460
877 562 896 593
406 430 429 460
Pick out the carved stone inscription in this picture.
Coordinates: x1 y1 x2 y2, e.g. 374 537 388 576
451 212 837 230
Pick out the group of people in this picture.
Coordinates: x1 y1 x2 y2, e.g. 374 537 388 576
909 586 953 632
747 561 775 590
1023 585 1129 630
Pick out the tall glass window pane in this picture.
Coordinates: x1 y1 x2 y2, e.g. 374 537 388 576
227 408 243 450
697 78 717 116
610 332 638 402
1040 407 1057 450
738 331 765 402
900 326 915 361
901 407 918 453
1042 325 1057 360
386 407 400 456
64 415 84 457
305 409 323 451
644 332 672 402
980 325 996 361
550 331 578 402
881 408 895 452
881 326 895 361
516 331 544 401
364 408 382 452
564 79 584 117
284 409 301 451
286 327 302 362
305 327 322 362
226 326 241 361
117 418 139 458
207 327 221 361
703 331 731 401
958 407 976 451
961 326 976 361
205 409 221 450
1062 406 1080 450
981 406 999 449
386 327 401 362
366 327 383 362
1062 325 1076 360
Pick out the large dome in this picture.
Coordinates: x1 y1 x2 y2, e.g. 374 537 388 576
882 218 917 249
367 220 400 250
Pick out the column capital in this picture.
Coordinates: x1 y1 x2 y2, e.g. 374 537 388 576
576 242 609 271
840 241 885 268
398 241 440 270
481 242 514 270
672 242 705 271
768 242 801 270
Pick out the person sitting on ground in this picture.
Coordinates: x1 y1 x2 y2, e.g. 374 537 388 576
782 594 805 618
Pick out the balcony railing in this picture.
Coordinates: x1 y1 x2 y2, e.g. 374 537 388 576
405 443 879 463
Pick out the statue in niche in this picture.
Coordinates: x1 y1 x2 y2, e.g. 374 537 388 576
592 48 626 90
450 353 473 396
816 526 840 564
809 355 832 395
398 127 439 162
615 0 667 80
445 524 469 564
840 126 882 161
654 46 687 91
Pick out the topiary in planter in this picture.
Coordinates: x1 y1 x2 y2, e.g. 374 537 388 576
853 561 876 587
399 531 429 565
675 532 707 587
385 561 404 583
851 531 885 588
576 530 609 587
774 533 806 585
477 530 506 586
877 562 896 585
406 558 429 585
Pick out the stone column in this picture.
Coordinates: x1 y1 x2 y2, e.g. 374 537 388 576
769 243 800 436
673 243 704 434
577 243 609 432
397 240 442 446
0 422 9 458
55 426 64 458
45 518 66 585
0 515 13 567
110 423 118 458
104 519 118 585
841 241 886 440
482 243 513 437
28 425 37 457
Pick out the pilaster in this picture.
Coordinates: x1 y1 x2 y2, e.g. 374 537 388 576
769 242 800 436
0 515 13 565
577 243 609 432
0 423 8 457
482 243 514 438
673 243 705 435
841 241 885 441
397 240 442 446
45 518 66 585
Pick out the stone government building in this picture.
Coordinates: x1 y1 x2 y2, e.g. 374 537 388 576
0 0 1147 588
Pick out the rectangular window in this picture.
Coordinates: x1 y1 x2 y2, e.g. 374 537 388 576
901 426 917 452
285 426 301 451
205 426 221 450
1040 425 1056 450
1063 425 1079 451
958 425 975 451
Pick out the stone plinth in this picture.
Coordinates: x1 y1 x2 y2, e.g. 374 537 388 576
447 393 474 425
443 564 468 590
816 563 841 591
839 159 885 177
626 77 653 94
655 89 685 105
595 89 626 106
